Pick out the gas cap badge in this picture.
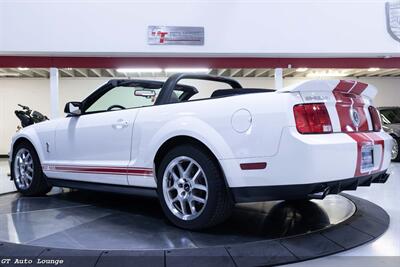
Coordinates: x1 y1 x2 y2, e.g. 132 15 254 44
350 108 361 127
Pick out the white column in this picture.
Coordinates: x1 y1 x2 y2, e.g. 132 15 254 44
49 67 59 119
274 68 283 90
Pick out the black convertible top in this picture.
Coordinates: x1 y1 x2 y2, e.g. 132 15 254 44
108 79 197 93
211 88 275 98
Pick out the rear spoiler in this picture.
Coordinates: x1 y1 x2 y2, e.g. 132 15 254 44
277 80 378 99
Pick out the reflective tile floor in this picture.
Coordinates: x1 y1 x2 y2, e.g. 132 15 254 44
0 189 355 250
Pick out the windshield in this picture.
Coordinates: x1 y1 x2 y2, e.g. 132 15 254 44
380 108 400 124
85 86 183 114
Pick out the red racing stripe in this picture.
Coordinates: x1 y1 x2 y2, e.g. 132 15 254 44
349 82 368 95
333 80 356 92
366 133 385 172
332 80 385 177
333 80 369 132
347 133 372 177
347 132 385 177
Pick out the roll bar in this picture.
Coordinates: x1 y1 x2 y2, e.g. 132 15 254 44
155 73 243 105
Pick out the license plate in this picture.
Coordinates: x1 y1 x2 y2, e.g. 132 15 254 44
361 144 374 173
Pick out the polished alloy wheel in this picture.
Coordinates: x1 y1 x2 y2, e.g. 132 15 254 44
162 156 208 221
14 148 34 190
392 138 399 160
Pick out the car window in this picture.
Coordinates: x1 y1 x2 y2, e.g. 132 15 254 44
380 108 400 124
86 86 160 113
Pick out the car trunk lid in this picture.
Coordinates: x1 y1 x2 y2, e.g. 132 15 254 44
278 80 380 133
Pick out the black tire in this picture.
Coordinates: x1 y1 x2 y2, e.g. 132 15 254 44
11 142 52 196
157 144 234 230
391 136 400 162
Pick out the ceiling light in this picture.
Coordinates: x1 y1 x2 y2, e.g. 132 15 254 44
306 70 348 77
296 68 308 72
0 72 21 77
368 68 380 72
17 67 29 71
116 68 162 73
165 68 211 73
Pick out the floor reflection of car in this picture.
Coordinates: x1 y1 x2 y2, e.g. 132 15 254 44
378 107 400 161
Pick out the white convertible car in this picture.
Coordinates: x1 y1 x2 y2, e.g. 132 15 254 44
9 74 391 229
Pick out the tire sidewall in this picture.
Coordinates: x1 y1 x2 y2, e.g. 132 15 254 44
392 136 400 162
157 145 225 229
11 143 47 195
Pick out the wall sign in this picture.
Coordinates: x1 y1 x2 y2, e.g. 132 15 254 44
148 26 204 45
386 1 400 42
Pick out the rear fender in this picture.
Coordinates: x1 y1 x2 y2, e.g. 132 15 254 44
138 116 235 168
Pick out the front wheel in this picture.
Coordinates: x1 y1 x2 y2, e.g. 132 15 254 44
11 142 52 196
157 144 233 230
391 136 400 162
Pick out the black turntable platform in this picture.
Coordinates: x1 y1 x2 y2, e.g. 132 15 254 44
0 189 389 267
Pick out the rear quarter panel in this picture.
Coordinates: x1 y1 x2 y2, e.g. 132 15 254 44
132 92 301 171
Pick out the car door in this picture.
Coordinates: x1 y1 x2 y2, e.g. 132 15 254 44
49 83 154 185
51 109 137 185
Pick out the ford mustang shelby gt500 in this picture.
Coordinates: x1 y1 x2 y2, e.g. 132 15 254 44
9 74 391 229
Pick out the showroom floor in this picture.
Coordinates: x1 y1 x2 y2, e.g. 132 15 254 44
0 159 399 266
284 162 400 267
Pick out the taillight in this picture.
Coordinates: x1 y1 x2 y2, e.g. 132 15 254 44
368 106 382 132
293 103 333 134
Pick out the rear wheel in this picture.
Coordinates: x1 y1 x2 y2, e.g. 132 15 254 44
391 136 400 162
11 142 52 196
157 144 233 230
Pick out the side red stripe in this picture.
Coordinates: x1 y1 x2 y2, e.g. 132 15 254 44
48 170 128 176
42 165 154 177
126 169 153 176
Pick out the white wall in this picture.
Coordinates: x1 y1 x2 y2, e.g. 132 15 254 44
0 0 398 57
0 76 399 154
0 79 50 154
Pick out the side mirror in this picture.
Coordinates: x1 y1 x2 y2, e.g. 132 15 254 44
64 102 82 116
134 89 156 98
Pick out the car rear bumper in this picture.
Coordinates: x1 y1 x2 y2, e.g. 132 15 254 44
231 170 390 203
220 127 392 188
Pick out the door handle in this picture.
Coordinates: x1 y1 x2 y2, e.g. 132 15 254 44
112 119 129 130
